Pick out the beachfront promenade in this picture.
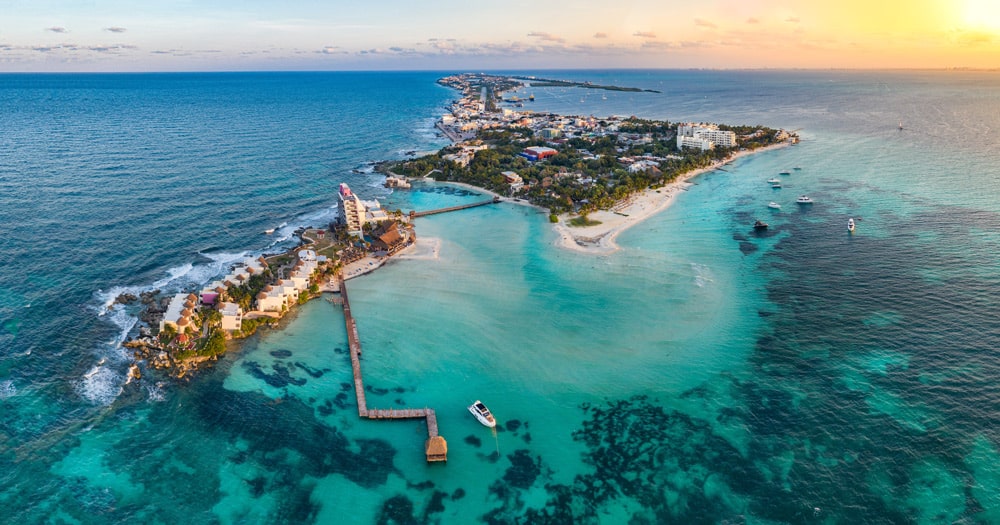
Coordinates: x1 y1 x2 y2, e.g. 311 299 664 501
338 275 447 462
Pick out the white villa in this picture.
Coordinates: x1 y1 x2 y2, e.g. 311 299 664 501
219 302 243 331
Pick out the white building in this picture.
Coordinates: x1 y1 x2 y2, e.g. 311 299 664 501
219 302 243 332
677 135 713 151
160 293 197 333
677 123 737 149
338 183 366 237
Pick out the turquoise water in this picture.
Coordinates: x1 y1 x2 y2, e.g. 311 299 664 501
2 71 1000 523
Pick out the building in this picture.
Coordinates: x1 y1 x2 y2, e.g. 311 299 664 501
160 293 197 333
371 221 405 252
677 122 737 149
677 135 713 151
501 171 524 191
695 128 737 147
520 146 558 161
539 128 562 139
338 183 366 237
219 302 243 331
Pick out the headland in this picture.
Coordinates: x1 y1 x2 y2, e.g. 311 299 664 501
393 73 798 255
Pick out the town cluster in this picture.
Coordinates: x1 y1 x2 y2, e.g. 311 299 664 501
397 74 794 214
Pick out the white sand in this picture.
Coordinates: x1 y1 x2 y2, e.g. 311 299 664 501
554 142 792 255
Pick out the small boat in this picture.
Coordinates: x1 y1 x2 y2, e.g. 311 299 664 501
779 170 791 176
796 195 814 204
264 228 275 234
754 220 769 230
767 178 781 184
771 183 782 189
898 121 903 131
468 400 496 428
768 202 781 209
793 166 802 171
529 93 535 101
848 218 855 232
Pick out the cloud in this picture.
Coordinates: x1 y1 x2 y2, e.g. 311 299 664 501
952 29 996 46
88 44 137 53
527 31 565 43
746 17 760 24
694 18 717 29
633 31 657 39
786 17 800 23
104 27 127 33
593 32 608 39
45 27 68 33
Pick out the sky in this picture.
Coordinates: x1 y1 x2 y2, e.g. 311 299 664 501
1 0 999 71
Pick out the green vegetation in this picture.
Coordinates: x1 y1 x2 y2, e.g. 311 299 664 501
568 215 602 227
513 77 661 93
549 214 559 223
393 117 784 216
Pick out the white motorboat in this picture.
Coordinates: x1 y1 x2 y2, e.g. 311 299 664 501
771 182 782 189
264 228 275 234
796 195 814 204
468 400 496 428
768 202 781 209
767 178 781 184
848 218 855 232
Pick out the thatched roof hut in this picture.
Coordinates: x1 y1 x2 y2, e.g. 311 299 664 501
425 436 448 462
186 293 197 301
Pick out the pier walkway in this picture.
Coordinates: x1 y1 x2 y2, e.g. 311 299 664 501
411 196 500 218
338 275 447 462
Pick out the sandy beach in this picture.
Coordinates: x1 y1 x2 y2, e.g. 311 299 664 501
554 142 792 255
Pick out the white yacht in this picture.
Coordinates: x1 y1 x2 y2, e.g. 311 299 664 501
848 218 855 232
468 400 496 428
767 178 781 184
768 202 781 209
796 195 814 204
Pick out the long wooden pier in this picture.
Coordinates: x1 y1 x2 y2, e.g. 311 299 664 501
338 275 447 462
411 196 499 218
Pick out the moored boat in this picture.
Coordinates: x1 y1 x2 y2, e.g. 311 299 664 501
779 170 791 175
754 220 769 230
768 202 781 209
848 218 855 232
767 178 781 184
796 195 814 204
468 400 496 428
771 182 782 189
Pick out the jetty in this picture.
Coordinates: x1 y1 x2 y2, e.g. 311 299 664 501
411 196 500 219
338 275 447 462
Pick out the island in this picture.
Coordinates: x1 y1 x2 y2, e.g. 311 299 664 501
121 72 797 378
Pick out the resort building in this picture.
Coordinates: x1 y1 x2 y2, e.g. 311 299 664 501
219 302 243 332
677 135 714 151
520 146 558 161
338 183 366 237
677 123 737 149
160 293 198 333
501 171 524 191
204 257 268 305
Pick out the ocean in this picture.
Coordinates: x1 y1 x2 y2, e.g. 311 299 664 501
1 70 999 523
